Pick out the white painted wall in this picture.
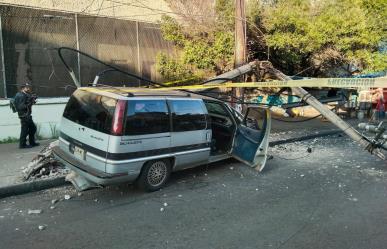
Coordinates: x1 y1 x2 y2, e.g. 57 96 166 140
0 98 68 141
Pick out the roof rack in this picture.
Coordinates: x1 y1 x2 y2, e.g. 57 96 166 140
132 92 191 97
86 83 195 98
87 83 134 97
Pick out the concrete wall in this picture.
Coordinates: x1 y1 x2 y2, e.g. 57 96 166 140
0 0 173 22
0 98 67 141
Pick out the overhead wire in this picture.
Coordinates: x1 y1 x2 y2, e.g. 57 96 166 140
57 47 277 108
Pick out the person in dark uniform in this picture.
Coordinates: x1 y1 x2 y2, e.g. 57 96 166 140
13 83 40 149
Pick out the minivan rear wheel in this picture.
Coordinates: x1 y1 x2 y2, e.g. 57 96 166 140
137 159 171 192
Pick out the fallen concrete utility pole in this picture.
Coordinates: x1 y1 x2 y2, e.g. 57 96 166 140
209 61 385 160
265 65 385 160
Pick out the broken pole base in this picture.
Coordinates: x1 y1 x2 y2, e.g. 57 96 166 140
65 171 101 191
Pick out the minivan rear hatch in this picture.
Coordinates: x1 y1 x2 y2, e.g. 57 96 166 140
59 89 118 172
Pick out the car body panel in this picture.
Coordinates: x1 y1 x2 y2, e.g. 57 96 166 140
231 108 271 171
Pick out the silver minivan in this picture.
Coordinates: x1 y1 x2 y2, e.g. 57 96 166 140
53 87 271 191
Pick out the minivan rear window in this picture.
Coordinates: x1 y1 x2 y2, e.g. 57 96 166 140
124 100 170 135
63 90 117 134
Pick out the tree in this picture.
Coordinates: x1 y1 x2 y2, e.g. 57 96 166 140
158 0 386 80
156 0 235 83
251 0 387 76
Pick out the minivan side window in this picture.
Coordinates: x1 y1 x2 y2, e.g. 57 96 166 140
170 100 207 132
63 90 117 134
124 100 170 135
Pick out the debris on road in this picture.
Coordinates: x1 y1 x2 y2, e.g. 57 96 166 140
163 202 168 207
160 207 164 212
38 225 46 231
65 170 100 191
21 140 68 181
27 209 42 215
51 199 58 205
64 195 71 200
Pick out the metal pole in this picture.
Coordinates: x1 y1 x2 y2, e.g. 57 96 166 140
0 15 7 98
75 14 81 83
136 21 141 87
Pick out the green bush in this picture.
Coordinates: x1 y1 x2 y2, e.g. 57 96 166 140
157 0 235 82
255 0 387 75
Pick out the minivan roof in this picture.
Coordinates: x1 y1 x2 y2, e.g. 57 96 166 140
79 87 220 101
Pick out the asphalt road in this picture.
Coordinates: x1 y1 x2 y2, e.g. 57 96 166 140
1 135 387 249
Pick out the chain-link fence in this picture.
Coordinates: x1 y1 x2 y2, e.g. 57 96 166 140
0 5 175 98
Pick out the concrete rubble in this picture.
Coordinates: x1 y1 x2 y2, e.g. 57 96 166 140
21 140 69 181
27 209 42 215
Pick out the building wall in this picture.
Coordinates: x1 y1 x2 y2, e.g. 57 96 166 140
0 5 176 98
0 0 173 23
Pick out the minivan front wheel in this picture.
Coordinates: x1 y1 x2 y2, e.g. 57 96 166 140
137 159 171 192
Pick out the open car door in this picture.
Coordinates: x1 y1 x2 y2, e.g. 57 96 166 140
230 107 271 171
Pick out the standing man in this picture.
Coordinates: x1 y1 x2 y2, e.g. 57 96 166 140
14 83 40 149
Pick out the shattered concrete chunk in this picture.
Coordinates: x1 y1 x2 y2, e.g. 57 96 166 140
163 203 168 207
38 225 46 231
51 199 58 205
64 195 71 200
28 209 42 215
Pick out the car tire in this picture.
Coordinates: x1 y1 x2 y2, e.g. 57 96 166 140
137 159 171 192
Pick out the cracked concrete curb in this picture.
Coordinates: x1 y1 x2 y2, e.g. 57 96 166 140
269 129 343 147
0 176 69 199
0 129 343 199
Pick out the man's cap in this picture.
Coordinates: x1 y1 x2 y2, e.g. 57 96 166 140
21 82 32 88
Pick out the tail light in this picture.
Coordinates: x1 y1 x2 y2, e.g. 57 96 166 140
111 100 126 135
